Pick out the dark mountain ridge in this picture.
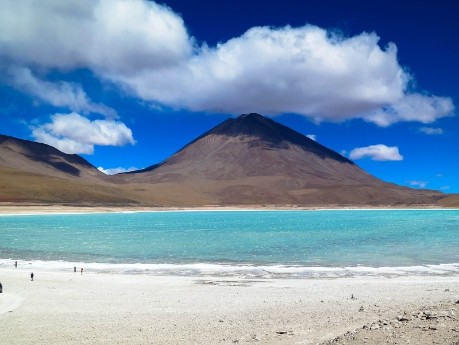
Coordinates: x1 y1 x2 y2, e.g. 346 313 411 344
206 113 353 163
0 134 99 177
130 113 352 175
0 134 136 204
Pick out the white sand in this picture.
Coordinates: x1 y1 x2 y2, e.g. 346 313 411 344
1 268 458 344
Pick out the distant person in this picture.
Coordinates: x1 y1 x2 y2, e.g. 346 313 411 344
74 266 76 273
81 268 83 275
30 272 34 281
15 261 17 268
0 282 3 293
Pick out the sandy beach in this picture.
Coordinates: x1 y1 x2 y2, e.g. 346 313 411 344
0 267 458 345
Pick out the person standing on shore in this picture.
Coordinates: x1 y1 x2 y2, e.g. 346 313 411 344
15 261 17 268
81 268 83 275
30 272 34 281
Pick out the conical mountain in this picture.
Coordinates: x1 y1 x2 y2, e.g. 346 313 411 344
124 113 443 206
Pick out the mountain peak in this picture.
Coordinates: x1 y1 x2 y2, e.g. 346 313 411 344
206 113 353 164
238 112 264 119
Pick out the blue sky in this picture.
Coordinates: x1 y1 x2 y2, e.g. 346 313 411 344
0 0 457 192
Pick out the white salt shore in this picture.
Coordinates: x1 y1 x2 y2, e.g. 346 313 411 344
0 204 455 216
1 268 458 344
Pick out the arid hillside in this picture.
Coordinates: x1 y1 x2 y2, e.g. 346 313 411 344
121 114 446 207
0 115 454 207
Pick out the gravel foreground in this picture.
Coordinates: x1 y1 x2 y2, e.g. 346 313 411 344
322 301 459 345
1 268 459 344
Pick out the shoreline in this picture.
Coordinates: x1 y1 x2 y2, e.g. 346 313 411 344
2 259 459 279
0 203 457 216
0 269 458 344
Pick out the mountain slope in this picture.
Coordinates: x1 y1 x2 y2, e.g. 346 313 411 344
437 194 459 207
0 134 103 181
123 113 444 206
0 135 136 204
0 116 449 207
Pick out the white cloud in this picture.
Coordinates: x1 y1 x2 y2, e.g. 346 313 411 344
0 0 455 126
408 180 428 188
32 113 135 154
349 144 403 161
98 166 139 175
0 0 191 73
306 134 317 141
115 26 412 120
99 24 456 125
440 186 450 190
8 67 116 117
367 94 453 127
419 127 444 135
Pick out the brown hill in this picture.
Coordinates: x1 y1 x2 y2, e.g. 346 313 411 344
437 194 459 207
0 115 452 207
0 134 103 181
0 135 136 204
122 113 444 206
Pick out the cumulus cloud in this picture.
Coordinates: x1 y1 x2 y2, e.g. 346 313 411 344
0 0 455 126
98 166 139 175
419 127 444 135
115 26 412 120
408 180 428 188
306 134 317 141
7 67 116 117
367 94 454 127
349 144 403 161
0 0 191 73
32 113 135 154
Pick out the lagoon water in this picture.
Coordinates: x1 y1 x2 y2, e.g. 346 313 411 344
1 210 458 278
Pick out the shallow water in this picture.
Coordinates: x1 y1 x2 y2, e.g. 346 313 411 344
1 210 458 278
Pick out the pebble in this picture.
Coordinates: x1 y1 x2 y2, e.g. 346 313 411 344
396 314 410 322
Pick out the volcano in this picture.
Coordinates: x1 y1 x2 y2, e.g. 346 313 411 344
122 113 443 206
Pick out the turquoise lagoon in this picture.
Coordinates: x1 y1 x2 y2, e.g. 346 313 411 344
0 210 458 278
